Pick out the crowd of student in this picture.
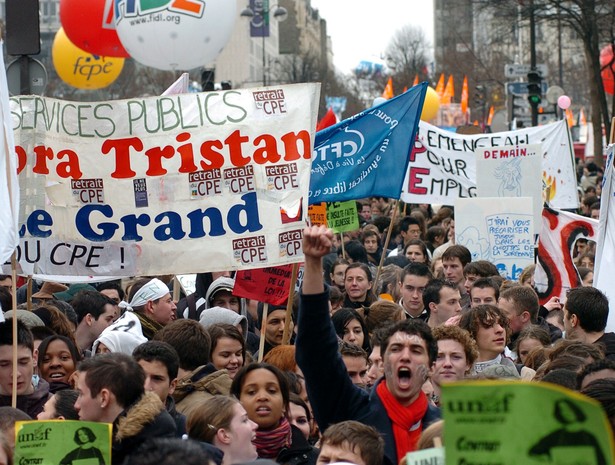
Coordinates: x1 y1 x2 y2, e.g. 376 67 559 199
0 179 612 465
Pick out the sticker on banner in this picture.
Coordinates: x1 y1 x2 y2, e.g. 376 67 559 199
71 179 105 204
224 166 255 194
233 235 267 265
190 170 222 198
278 230 303 258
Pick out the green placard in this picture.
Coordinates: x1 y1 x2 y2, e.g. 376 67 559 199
15 420 112 465
326 201 359 233
442 381 614 465
405 447 445 465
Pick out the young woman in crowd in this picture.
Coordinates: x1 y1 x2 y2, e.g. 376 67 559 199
37 335 82 393
207 324 246 379
331 308 371 354
187 395 258 465
342 263 377 310
230 363 318 465
403 239 431 266
288 393 312 442
515 325 551 366
360 227 382 266
37 389 79 420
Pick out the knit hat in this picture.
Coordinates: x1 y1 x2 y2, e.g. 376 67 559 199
205 277 236 305
199 305 248 340
32 281 68 300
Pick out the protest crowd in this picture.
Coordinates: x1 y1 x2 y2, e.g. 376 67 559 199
0 158 613 465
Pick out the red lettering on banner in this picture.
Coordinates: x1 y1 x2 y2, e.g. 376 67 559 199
409 167 430 194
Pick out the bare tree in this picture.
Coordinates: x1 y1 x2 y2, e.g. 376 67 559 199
384 25 431 90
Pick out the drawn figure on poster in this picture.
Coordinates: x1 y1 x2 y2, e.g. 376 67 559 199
495 158 522 197
528 399 606 465
60 427 106 465
457 226 491 261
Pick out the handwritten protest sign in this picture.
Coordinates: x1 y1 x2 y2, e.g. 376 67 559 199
234 265 294 305
308 203 327 226
326 201 359 233
5 84 319 276
15 420 111 465
443 381 615 465
476 143 542 226
456 197 534 280
401 119 577 209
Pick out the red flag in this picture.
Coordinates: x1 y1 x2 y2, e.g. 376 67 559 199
234 265 294 305
316 108 337 131
382 77 394 99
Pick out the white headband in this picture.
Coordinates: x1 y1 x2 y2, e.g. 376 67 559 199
128 278 169 308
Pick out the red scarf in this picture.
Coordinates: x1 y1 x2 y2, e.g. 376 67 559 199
376 381 428 460
253 417 292 459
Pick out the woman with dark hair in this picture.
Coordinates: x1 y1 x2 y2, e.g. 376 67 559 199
230 363 318 465
403 239 431 266
60 426 106 465
37 335 82 392
331 308 371 354
343 263 377 310
37 389 79 420
329 258 349 293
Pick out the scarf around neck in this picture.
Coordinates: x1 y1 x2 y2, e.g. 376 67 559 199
377 380 428 460
253 416 292 459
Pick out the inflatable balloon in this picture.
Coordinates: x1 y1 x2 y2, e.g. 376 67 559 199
114 0 237 70
421 86 440 121
53 28 125 90
600 45 615 96
60 0 129 57
557 95 571 110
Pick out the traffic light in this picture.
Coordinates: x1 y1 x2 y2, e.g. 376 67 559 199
474 85 485 108
527 70 542 106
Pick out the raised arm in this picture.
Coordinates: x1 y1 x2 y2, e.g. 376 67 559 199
301 225 333 295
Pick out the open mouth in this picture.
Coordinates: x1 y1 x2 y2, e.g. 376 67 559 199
255 406 271 416
397 367 412 389
49 373 66 380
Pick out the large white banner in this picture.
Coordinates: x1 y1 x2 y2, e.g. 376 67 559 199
401 119 578 209
4 83 320 277
595 145 615 332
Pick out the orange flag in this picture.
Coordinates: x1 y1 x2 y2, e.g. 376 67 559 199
435 73 445 98
566 108 574 127
579 108 587 126
403 86 408 93
442 75 454 104
487 106 494 126
412 74 419 87
382 77 394 99
460 76 469 115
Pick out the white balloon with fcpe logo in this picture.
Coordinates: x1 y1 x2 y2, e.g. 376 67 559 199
114 0 237 71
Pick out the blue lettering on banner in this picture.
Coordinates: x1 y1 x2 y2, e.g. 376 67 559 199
75 192 262 242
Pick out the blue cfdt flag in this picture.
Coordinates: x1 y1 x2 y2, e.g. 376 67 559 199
309 82 427 204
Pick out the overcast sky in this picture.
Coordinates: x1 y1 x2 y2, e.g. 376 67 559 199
309 0 435 74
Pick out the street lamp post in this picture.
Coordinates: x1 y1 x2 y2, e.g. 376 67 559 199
240 1 288 87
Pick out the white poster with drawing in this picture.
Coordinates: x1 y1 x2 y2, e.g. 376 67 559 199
475 144 542 226
455 197 534 281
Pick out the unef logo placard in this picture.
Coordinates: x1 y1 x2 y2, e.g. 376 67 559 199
253 89 287 115
233 236 267 265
